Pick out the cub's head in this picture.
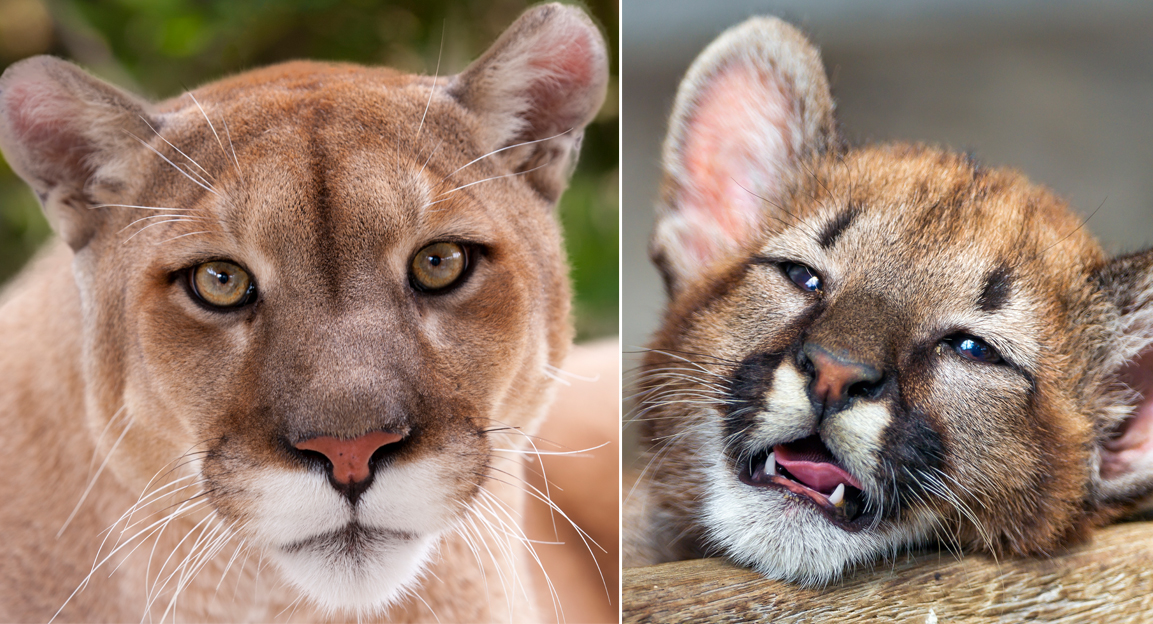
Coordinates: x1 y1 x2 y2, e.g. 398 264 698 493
0 3 606 615
637 17 1153 584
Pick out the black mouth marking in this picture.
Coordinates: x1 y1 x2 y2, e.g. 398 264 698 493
738 446 875 532
283 523 419 555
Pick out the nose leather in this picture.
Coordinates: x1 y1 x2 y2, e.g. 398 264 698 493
803 343 882 415
295 431 403 484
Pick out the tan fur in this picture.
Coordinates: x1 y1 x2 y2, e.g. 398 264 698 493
0 4 607 621
629 16 1153 586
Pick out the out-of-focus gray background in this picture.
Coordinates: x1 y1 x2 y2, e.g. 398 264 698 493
623 0 1153 462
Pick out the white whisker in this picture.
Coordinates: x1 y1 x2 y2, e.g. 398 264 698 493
138 115 214 180
93 204 191 213
415 22 445 141
58 414 133 538
122 219 203 243
157 231 211 244
491 441 610 456
126 132 220 197
543 363 600 383
424 162 550 208
220 115 245 183
187 92 228 162
438 128 572 184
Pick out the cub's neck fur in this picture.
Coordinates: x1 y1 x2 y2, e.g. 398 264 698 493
628 16 1153 585
0 3 607 622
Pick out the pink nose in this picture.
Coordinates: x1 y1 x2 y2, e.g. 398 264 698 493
294 431 404 484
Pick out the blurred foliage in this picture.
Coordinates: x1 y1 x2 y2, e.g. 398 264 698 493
0 0 618 339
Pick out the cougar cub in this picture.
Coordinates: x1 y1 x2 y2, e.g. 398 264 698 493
629 16 1153 585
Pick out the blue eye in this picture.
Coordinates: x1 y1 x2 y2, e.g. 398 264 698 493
946 335 1001 364
784 263 822 292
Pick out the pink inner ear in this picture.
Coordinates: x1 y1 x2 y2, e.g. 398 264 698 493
5 80 90 181
677 63 793 263
1103 347 1153 479
524 25 601 133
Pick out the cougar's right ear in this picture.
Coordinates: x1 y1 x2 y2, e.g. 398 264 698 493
652 17 838 297
0 56 157 250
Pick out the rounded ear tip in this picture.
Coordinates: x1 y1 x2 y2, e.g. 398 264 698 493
727 15 808 39
539 3 609 59
692 15 823 77
1 55 71 80
526 2 597 22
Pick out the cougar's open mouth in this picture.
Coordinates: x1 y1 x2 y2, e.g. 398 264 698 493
739 434 873 531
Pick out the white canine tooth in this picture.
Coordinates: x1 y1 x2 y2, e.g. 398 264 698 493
829 483 845 507
765 452 776 477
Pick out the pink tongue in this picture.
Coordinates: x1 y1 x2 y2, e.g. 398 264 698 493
773 439 863 494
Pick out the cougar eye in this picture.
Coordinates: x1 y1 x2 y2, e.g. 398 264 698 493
190 261 256 308
783 262 822 293
410 242 470 292
944 334 1002 364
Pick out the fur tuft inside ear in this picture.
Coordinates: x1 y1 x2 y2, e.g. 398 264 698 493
1093 249 1153 509
651 17 837 297
0 56 156 249
450 3 608 202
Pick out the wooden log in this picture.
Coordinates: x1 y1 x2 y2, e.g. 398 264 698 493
622 521 1153 623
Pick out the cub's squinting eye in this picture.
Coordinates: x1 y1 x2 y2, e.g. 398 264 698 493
190 261 256 308
411 242 471 292
783 262 822 293
943 334 1002 364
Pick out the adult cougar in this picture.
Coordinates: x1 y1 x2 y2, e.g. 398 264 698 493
627 16 1153 586
0 3 607 621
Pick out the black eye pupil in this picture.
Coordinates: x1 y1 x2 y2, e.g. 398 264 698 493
216 272 229 285
949 335 1000 364
785 263 822 292
428 255 441 267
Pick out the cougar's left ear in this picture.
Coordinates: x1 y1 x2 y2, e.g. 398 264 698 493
449 2 608 203
0 56 158 250
1092 249 1153 510
651 18 839 298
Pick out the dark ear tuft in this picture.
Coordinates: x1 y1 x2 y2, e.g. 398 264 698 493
0 56 156 249
650 17 837 297
449 3 608 203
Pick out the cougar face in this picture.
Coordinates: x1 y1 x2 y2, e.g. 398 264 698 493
0 3 607 619
634 17 1153 585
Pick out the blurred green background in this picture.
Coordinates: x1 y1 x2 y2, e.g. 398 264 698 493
0 0 618 339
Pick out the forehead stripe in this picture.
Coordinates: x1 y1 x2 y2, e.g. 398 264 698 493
817 203 862 249
977 263 1013 313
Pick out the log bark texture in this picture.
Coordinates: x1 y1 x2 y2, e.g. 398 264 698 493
622 521 1153 623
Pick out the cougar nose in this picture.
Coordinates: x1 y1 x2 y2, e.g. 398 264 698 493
802 343 883 417
295 431 404 485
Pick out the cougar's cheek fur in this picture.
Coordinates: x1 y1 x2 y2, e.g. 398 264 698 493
0 3 607 621
631 16 1153 585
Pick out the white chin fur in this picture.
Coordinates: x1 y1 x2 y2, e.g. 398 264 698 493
699 441 929 586
271 531 439 614
243 459 458 614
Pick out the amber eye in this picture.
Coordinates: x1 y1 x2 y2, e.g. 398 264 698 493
410 242 468 292
191 261 255 308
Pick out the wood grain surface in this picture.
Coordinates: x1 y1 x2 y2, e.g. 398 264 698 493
622 521 1153 623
